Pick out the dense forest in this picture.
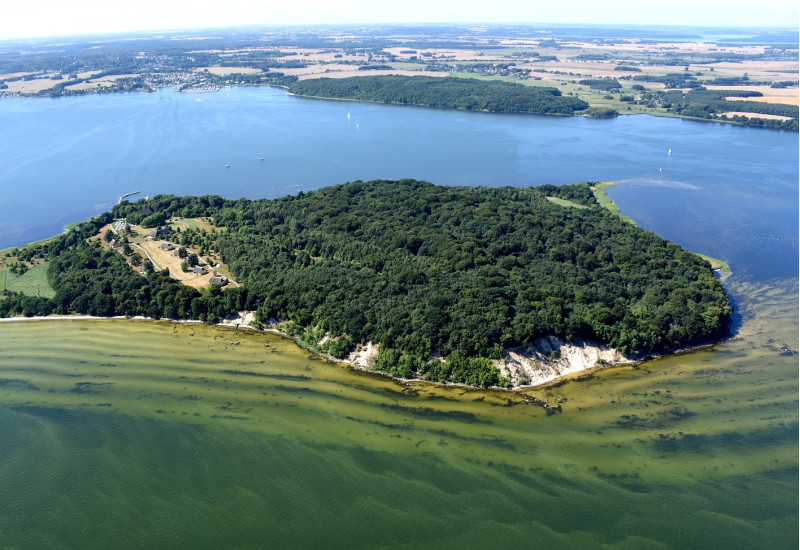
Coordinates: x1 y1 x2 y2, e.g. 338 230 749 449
0 180 731 387
288 76 589 115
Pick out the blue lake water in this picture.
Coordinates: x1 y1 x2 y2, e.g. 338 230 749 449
1 86 797 281
0 86 798 549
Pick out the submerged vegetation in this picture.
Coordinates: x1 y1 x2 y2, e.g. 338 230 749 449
1 180 732 387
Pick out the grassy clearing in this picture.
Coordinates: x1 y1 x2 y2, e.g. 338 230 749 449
169 217 219 233
697 254 731 272
0 262 55 298
546 196 588 209
590 182 636 225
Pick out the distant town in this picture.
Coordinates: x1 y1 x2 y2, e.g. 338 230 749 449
1 24 797 129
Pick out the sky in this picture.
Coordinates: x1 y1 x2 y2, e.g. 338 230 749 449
1 0 798 40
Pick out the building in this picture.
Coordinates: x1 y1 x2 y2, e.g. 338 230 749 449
147 227 173 239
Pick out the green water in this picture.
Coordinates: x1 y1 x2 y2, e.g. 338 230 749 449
0 276 796 549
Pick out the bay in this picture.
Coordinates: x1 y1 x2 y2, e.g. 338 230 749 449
0 86 798 548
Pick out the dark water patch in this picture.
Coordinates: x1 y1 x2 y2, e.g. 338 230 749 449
492 462 554 492
0 378 39 391
328 374 423 400
272 384 334 400
614 404 696 430
343 415 416 432
210 414 250 421
68 381 112 394
692 368 736 377
614 413 663 430
427 428 517 451
379 403 488 424
547 372 595 389
653 422 799 454
591 470 650 493
419 392 474 404
220 370 311 381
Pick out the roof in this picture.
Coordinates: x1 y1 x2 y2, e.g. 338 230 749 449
147 227 173 238
209 276 227 284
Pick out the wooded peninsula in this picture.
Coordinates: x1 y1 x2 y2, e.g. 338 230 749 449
288 76 589 115
1 180 732 387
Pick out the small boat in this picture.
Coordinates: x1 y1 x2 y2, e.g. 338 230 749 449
668 148 672 155
259 157 264 161
225 164 230 168
347 112 350 119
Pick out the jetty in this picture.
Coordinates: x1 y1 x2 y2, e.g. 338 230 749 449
118 191 141 204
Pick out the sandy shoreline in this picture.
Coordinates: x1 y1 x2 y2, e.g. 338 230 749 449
0 312 620 390
0 313 721 391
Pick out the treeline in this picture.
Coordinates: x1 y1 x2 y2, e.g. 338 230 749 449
643 88 798 130
2 180 732 387
288 76 589 115
578 78 622 91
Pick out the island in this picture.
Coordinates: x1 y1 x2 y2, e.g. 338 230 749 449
1 180 732 388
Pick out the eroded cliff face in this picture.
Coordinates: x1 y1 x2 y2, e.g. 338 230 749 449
495 336 630 387
347 341 380 368
229 310 630 389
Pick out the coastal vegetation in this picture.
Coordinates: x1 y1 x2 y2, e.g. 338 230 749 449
1 180 732 387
